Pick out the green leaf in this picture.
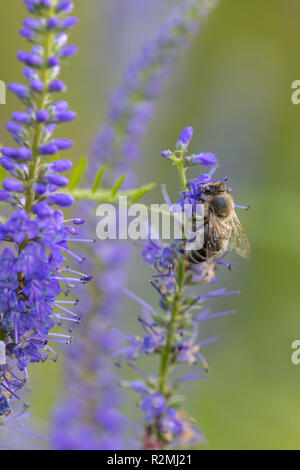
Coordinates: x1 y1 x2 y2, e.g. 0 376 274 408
130 183 155 203
92 167 105 193
67 182 156 205
68 156 87 190
111 174 126 197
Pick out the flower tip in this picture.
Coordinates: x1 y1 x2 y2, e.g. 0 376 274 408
176 126 193 149
72 218 85 225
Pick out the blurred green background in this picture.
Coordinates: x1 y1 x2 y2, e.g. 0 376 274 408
1 0 300 450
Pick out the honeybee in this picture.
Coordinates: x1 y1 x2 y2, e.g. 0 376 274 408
187 181 250 264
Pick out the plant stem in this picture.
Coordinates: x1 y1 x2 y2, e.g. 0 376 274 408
177 162 187 191
158 256 185 396
156 155 188 445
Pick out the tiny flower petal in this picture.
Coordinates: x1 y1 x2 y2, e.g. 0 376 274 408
176 126 193 149
47 193 74 207
49 159 72 172
2 179 24 193
48 80 67 92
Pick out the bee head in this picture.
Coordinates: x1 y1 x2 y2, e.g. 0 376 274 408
201 181 227 195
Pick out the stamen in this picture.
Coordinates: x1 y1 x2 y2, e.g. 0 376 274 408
1 382 20 400
68 238 96 243
54 314 81 324
123 288 158 315
54 303 80 318
61 267 93 283
54 275 87 284
235 204 250 210
55 299 79 305
61 247 85 263
63 218 85 224
47 332 73 344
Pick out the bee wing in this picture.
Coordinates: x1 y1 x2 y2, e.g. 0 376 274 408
229 210 251 259
206 209 231 260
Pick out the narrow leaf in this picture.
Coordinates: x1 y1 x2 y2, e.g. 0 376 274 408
68 156 87 190
130 183 156 203
111 174 126 197
92 167 105 193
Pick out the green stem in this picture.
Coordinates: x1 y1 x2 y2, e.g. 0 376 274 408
177 162 187 191
156 156 188 444
158 257 185 396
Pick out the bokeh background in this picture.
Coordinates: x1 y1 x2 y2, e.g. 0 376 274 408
1 0 300 450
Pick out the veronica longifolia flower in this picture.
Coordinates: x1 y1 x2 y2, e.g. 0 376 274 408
0 0 92 422
92 0 219 184
52 0 220 451
117 127 245 449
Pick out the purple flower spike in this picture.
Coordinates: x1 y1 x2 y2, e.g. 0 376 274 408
176 126 193 149
47 193 74 207
48 80 67 92
2 179 24 193
49 159 72 172
1 0 82 426
52 0 221 451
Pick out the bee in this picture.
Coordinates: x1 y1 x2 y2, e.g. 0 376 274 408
187 181 250 264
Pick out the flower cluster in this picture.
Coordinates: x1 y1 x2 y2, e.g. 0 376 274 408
91 0 219 185
117 127 242 449
51 0 219 450
0 0 91 423
51 239 132 450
